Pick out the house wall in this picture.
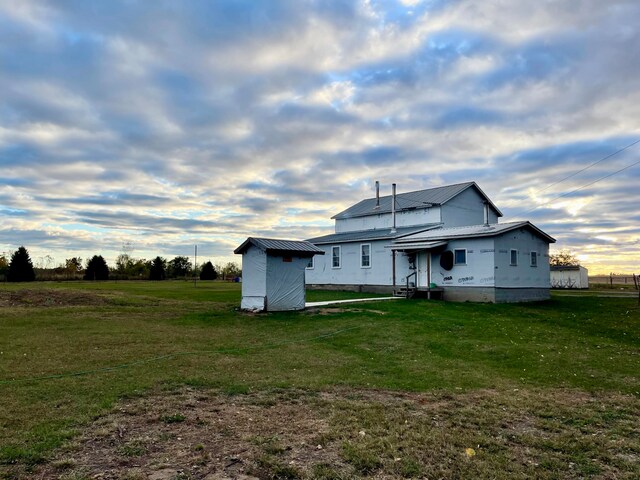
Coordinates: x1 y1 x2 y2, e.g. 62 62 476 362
305 240 412 286
440 187 500 227
335 207 441 232
430 238 497 288
240 246 267 310
494 229 550 288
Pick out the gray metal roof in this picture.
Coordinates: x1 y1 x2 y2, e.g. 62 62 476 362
305 224 441 245
234 237 325 255
393 221 556 243
332 182 503 220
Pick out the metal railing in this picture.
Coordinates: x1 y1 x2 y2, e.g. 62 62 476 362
405 271 417 298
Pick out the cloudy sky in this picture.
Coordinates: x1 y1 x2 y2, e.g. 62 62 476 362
1 0 639 274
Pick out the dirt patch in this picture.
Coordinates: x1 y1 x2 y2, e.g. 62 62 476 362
26 387 640 479
0 289 115 307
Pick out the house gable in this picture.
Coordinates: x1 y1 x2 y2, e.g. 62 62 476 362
332 182 502 233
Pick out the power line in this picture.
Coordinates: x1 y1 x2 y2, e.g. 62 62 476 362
536 138 640 194
524 157 640 214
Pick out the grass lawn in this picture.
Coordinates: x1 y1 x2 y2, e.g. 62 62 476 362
0 281 638 479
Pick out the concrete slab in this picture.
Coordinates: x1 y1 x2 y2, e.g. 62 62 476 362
305 297 401 308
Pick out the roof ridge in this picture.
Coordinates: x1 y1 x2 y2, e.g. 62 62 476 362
358 181 475 202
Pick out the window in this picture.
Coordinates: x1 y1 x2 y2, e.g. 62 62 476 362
306 257 314 269
361 244 371 268
510 249 518 266
530 251 538 267
331 246 341 268
454 249 466 265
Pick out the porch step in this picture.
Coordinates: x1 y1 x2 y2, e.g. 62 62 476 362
394 287 416 299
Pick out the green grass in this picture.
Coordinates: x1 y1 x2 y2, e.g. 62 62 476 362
0 281 638 477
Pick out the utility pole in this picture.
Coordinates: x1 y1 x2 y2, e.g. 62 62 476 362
194 245 198 287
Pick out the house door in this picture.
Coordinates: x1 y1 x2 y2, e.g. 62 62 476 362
416 252 429 287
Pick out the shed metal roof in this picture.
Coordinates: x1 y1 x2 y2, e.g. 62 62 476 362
332 182 503 220
305 224 441 245
234 237 325 256
393 221 556 243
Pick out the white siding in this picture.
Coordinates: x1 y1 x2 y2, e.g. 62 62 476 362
305 240 412 286
335 207 441 232
430 238 497 287
494 229 550 288
551 266 589 289
440 187 499 227
240 245 267 310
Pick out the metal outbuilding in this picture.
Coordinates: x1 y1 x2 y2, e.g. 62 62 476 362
550 265 589 289
234 237 324 311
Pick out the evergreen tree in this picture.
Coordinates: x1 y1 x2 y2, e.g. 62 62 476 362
149 256 166 280
199 261 217 280
7 246 36 282
84 255 109 280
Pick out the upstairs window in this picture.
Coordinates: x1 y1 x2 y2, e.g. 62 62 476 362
510 249 518 266
454 249 467 265
361 244 371 268
306 257 314 269
331 246 341 268
530 251 538 267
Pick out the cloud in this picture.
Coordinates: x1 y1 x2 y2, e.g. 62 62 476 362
0 0 638 273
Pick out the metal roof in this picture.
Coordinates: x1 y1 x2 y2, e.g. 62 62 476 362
234 237 325 256
388 240 448 251
393 221 556 243
305 224 441 245
332 182 503 220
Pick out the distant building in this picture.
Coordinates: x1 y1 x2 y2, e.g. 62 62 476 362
550 265 589 289
306 181 555 303
234 237 324 311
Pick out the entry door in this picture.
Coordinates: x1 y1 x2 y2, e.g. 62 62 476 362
416 252 428 287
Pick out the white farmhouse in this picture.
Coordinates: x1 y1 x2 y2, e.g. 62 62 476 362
305 182 555 303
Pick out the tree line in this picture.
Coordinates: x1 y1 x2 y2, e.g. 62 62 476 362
0 246 242 282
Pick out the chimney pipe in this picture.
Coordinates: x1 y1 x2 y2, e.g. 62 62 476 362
391 183 397 233
375 181 380 208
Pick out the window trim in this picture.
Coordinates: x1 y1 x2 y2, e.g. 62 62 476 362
306 256 314 269
510 249 518 266
331 245 341 269
360 243 371 268
530 251 538 267
454 248 467 266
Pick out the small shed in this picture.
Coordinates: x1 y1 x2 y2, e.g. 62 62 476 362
550 265 589 289
234 237 324 311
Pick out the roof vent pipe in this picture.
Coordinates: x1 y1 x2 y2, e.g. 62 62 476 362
375 181 380 208
391 183 397 233
483 201 490 226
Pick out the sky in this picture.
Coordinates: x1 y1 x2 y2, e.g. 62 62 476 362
0 0 639 274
